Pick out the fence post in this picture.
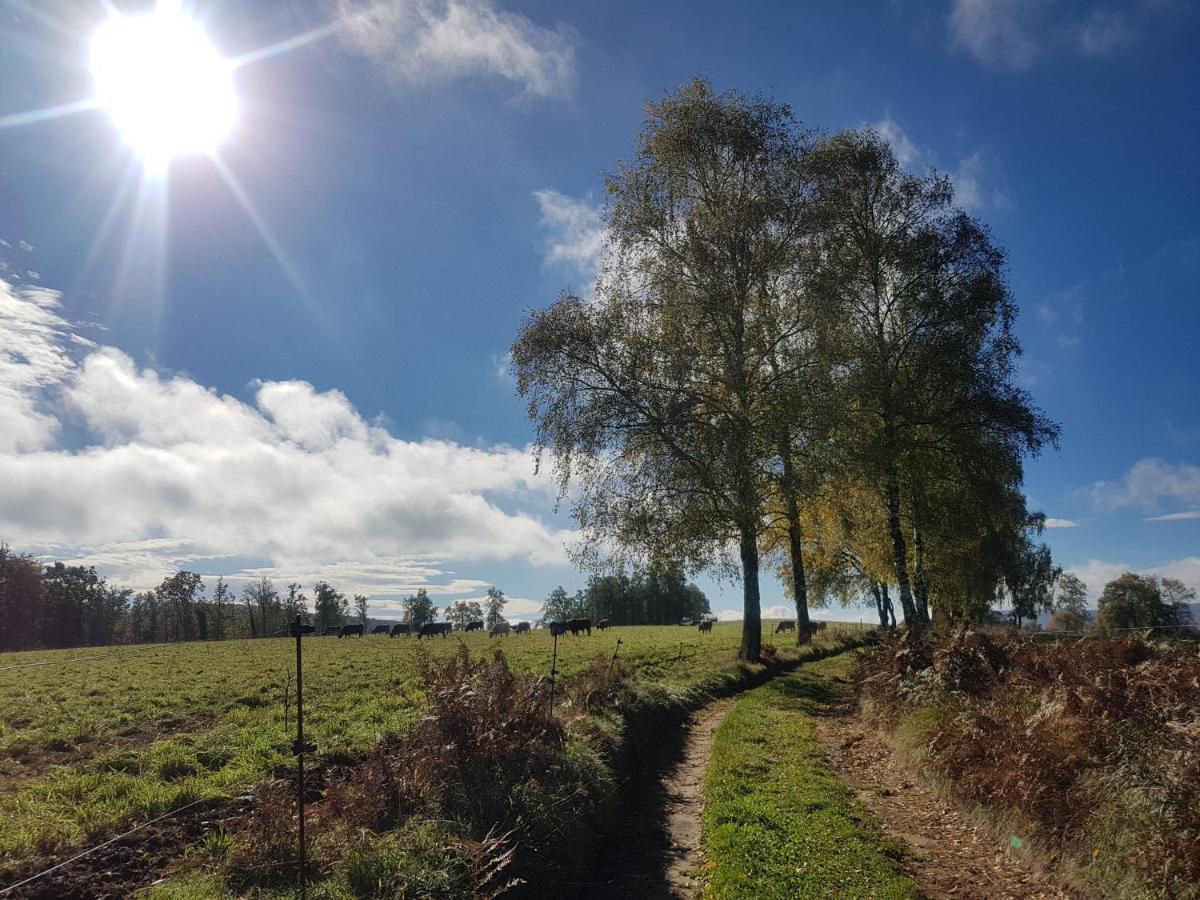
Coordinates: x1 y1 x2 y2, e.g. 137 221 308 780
548 630 559 717
607 638 623 678
292 615 316 897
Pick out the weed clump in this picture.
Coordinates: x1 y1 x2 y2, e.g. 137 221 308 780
859 630 1200 897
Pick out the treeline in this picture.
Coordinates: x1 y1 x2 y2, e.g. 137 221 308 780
513 80 1061 662
0 546 363 652
539 566 711 625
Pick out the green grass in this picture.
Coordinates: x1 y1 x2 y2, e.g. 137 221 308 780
0 622 868 870
702 653 920 900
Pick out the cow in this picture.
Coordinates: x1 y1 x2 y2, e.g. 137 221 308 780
338 624 364 638
698 619 713 634
774 621 796 634
289 623 316 636
371 624 391 635
464 620 484 632
389 623 412 638
567 617 592 636
549 621 568 637
814 621 827 631
489 621 511 637
513 621 531 634
418 622 453 639
596 619 611 631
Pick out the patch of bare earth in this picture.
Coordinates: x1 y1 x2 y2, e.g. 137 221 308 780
813 680 1085 900
586 697 734 899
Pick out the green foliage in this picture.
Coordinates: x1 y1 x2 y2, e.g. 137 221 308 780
538 585 585 624
313 580 347 630
1097 573 1194 633
401 587 437 629
445 599 483 628
703 655 919 899
580 565 709 625
483 586 506 630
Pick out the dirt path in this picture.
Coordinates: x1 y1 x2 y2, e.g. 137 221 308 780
813 680 1083 900
586 697 734 898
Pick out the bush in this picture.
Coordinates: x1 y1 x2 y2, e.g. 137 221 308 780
858 630 1200 897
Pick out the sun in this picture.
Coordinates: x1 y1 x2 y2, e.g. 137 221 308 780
90 0 236 169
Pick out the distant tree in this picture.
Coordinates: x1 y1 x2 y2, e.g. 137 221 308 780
313 581 347 631
354 594 369 627
1002 538 1060 628
540 586 586 624
157 571 205 642
283 582 308 624
0 546 42 650
445 599 483 629
484 587 506 630
1054 573 1088 616
243 577 280 636
402 588 437 629
209 577 232 640
1098 573 1194 633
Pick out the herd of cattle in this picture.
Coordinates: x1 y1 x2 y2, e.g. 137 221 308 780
292 616 820 640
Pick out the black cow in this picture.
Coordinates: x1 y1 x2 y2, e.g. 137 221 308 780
567 617 592 636
418 622 453 639
371 624 391 635
513 621 531 634
389 623 412 638
549 621 568 637
338 624 364 638
698 619 713 634
814 621 828 631
596 619 611 631
464 620 484 632
774 621 796 634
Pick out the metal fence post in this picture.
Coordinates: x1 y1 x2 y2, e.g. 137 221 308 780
292 615 316 897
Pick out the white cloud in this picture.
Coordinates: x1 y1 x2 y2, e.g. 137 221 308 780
336 0 575 98
949 0 1043 70
1044 518 1078 528
1066 556 1200 601
1077 8 1136 56
1088 458 1200 512
533 189 606 279
952 151 1012 213
0 277 574 597
1144 510 1200 523
874 117 922 168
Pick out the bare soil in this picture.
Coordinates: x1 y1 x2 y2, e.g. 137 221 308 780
585 697 734 898
812 678 1086 900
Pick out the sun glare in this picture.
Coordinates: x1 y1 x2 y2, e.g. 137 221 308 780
90 1 236 169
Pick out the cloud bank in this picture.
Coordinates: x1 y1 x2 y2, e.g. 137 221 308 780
336 0 576 98
0 277 572 600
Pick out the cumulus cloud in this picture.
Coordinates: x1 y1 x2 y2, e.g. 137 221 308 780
0 278 573 597
1065 555 1200 601
949 0 1043 70
533 189 606 279
873 117 922 168
948 0 1149 69
1087 458 1200 512
336 0 576 98
1044 518 1078 528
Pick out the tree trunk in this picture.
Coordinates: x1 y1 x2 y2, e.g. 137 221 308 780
738 525 762 662
885 470 921 632
912 521 931 626
246 603 257 638
881 583 897 628
870 582 888 628
780 455 814 645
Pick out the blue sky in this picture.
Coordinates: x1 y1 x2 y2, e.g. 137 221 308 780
0 0 1197 621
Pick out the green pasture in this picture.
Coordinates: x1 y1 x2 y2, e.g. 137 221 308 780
0 621 866 868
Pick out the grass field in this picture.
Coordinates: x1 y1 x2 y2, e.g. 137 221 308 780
703 653 919 900
0 621 862 874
